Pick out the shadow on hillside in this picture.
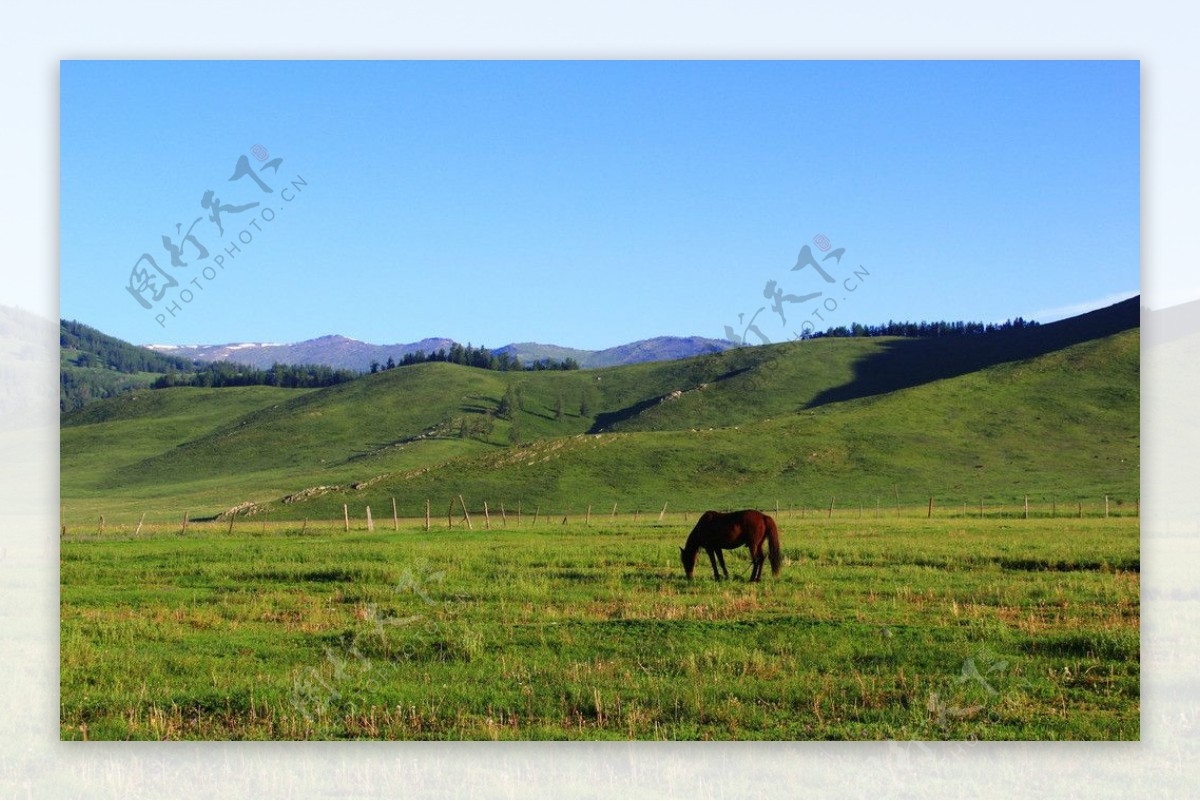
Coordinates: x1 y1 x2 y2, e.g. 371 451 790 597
588 397 664 433
804 296 1140 409
587 366 754 433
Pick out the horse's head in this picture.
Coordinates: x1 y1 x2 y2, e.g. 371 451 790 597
680 546 696 580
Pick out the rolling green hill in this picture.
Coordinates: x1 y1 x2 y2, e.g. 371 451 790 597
59 319 200 412
263 326 1139 520
60 299 1139 523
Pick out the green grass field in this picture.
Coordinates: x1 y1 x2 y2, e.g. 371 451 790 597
60 516 1139 741
59 300 1140 741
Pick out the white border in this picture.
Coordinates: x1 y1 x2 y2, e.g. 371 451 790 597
9 1 1196 797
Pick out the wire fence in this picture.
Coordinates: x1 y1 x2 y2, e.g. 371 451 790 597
61 493 1140 538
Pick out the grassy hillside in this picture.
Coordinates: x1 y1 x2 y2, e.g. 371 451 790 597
61 386 312 514
267 328 1139 521
59 319 200 412
60 300 1139 523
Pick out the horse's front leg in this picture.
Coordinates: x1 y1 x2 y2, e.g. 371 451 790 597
706 549 723 580
715 549 729 579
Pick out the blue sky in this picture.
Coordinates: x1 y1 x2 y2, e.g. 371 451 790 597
60 60 1139 350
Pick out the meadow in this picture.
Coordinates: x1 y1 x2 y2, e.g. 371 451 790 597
59 326 1140 525
60 515 1139 741
59 302 1141 740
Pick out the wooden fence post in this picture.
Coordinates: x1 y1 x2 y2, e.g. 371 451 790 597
181 511 189 535
501 503 508 527
1024 495 1029 520
459 496 473 530
366 506 374 532
533 505 540 526
611 503 617 520
927 497 933 519
448 499 455 529
659 502 668 522
484 501 491 530
343 504 350 532
135 512 146 537
828 497 835 519
424 498 430 531
227 513 234 535
98 515 105 536
1105 495 1110 518
392 498 399 531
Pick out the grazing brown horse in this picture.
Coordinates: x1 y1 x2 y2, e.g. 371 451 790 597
680 509 782 581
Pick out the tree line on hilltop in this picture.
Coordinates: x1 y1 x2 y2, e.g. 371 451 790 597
799 317 1040 340
150 361 360 390
369 343 580 373
152 344 581 393
61 319 203 412
61 319 197 374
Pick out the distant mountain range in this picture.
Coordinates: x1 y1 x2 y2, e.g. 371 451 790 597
145 335 736 372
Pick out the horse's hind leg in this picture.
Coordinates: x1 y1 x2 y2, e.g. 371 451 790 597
706 549 723 580
715 549 729 579
749 545 764 582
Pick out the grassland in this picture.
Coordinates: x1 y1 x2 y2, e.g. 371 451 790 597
60 516 1139 741
281 327 1138 522
59 300 1141 741
60 303 1139 524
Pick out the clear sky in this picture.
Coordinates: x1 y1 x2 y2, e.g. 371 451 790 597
60 60 1139 350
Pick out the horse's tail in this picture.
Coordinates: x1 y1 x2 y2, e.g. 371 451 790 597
765 513 783 577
